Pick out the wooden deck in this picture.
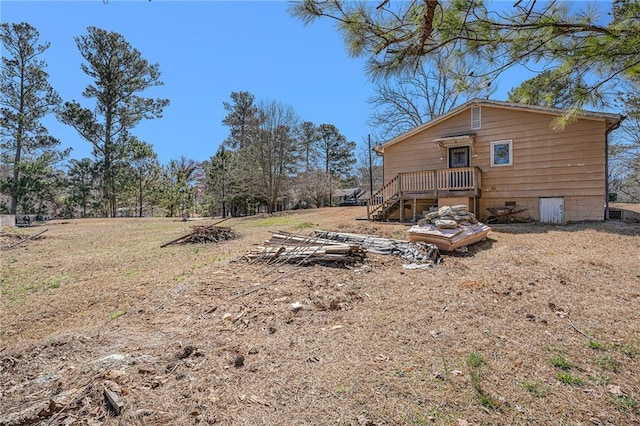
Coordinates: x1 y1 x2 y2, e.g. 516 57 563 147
367 167 481 221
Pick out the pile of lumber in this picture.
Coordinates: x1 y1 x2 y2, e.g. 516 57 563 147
245 230 441 268
161 224 237 247
408 205 490 251
244 231 366 264
313 230 408 255
313 230 440 266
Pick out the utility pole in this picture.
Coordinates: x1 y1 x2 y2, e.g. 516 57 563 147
221 146 227 218
368 134 373 195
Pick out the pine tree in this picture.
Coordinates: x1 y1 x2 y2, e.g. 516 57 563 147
292 1 640 120
58 27 168 217
0 22 67 215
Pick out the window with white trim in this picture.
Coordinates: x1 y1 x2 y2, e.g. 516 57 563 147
491 140 513 166
471 106 481 130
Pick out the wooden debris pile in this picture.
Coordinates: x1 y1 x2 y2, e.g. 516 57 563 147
244 231 366 265
161 224 237 247
313 230 441 266
397 241 441 268
244 230 440 268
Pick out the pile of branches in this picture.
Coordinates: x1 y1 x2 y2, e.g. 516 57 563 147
244 231 366 265
161 224 237 247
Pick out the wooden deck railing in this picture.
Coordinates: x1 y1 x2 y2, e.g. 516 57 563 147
435 167 478 191
367 167 480 219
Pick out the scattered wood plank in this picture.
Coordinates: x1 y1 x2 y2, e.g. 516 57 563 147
244 231 366 265
104 388 125 415
313 230 441 265
313 230 410 255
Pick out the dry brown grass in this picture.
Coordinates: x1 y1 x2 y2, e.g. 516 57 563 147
1 207 640 425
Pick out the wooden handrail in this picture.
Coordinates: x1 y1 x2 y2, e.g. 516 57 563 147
367 175 398 219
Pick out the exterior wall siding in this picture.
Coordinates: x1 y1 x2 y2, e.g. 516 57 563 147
383 105 609 222
478 196 604 222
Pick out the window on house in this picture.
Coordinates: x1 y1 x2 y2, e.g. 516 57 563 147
471 106 481 130
491 140 513 166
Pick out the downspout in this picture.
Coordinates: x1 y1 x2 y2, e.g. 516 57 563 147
604 116 624 221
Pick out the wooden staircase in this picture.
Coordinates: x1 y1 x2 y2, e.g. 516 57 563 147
367 175 401 221
371 195 401 221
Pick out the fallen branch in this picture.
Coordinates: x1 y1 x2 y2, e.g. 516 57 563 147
160 234 191 248
567 317 590 339
210 216 232 227
3 228 48 250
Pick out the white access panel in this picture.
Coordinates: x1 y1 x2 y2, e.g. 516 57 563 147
539 197 564 224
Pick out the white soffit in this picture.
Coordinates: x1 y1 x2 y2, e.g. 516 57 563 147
433 134 475 145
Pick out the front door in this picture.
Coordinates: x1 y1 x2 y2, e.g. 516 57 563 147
449 146 470 168
446 146 471 189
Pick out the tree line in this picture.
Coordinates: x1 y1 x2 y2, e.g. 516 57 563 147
4 0 640 215
0 23 378 218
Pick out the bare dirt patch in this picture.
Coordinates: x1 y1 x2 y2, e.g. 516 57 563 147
1 207 640 425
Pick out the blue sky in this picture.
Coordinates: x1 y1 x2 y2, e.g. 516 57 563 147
0 0 576 166
3 0 389 165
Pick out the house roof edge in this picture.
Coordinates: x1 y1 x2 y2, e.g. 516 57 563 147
377 98 624 153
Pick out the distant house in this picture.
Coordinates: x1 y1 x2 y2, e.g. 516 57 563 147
368 99 623 223
333 188 361 206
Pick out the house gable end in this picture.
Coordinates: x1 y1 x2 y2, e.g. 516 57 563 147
378 99 623 153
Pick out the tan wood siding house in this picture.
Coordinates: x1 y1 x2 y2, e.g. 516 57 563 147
369 99 623 223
